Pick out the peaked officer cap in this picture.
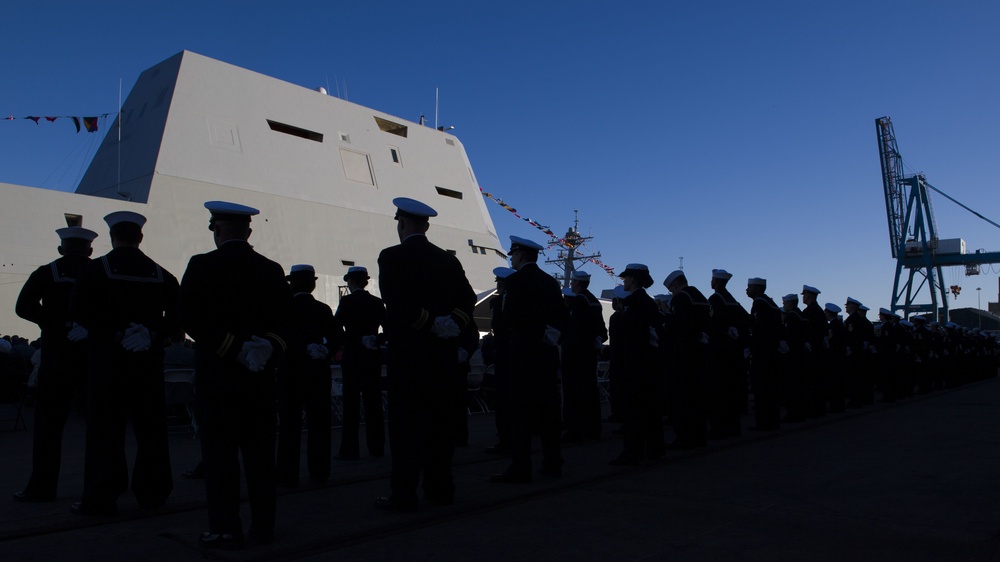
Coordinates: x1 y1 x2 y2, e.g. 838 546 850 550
392 197 437 220
509 235 544 253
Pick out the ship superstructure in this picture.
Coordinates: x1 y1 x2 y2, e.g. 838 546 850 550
0 51 507 335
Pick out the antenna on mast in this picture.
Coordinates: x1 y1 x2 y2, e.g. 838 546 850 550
434 87 439 130
545 210 602 288
115 78 130 201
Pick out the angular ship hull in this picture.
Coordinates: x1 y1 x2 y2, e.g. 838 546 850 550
0 51 506 336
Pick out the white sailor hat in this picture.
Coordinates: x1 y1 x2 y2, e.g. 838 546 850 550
899 320 914 328
493 266 515 279
104 211 146 229
747 277 766 286
878 307 893 316
612 285 630 299
712 269 733 280
205 201 259 230
824 303 842 314
392 197 437 220
663 269 685 288
562 287 577 298
288 264 317 280
802 285 820 295
570 270 590 281
343 266 369 281
845 297 862 306
56 226 98 242
782 293 798 303
509 235 544 252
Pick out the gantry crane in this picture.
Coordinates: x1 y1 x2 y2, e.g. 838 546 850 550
876 116 1000 320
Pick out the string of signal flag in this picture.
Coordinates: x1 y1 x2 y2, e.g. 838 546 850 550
479 188 617 278
3 113 113 133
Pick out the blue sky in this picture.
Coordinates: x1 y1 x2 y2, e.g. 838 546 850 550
3 1 1000 313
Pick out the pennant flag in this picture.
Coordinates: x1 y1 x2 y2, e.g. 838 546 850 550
25 116 40 124
45 116 58 122
82 117 98 132
5 115 13 121
71 116 81 133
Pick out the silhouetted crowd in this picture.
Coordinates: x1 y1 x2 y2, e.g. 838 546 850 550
6 198 999 551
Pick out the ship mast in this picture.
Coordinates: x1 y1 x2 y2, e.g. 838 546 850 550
545 210 602 288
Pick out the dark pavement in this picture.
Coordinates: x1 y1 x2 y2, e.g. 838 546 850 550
3 379 1000 561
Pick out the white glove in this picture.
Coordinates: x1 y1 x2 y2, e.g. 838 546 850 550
457 348 469 363
238 336 273 372
362 335 378 350
307 343 329 360
699 332 709 345
648 327 659 348
727 326 739 340
431 316 461 339
67 322 88 342
121 323 151 352
594 336 604 350
743 348 750 360
778 340 789 354
544 325 561 346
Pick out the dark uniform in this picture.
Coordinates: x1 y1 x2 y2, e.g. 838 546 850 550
14 228 95 502
844 303 875 408
497 260 568 479
780 301 807 423
667 284 711 448
487 290 512 452
276 278 338 486
615 287 664 463
180 232 291 542
334 286 387 459
378 232 475 508
560 286 608 441
707 282 749 438
800 297 828 416
825 306 848 412
72 234 180 515
748 286 783 430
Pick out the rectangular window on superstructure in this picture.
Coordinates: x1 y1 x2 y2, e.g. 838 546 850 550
435 186 463 200
267 120 324 142
341 260 355 267
374 116 407 138
389 147 400 164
